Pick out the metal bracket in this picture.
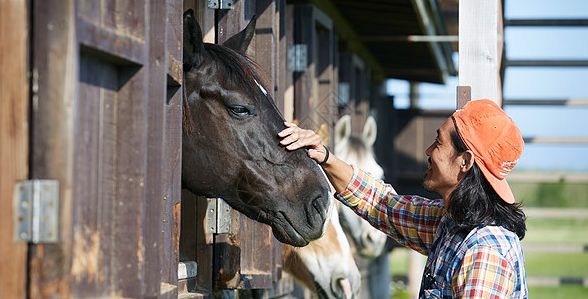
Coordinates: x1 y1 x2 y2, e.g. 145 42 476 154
14 180 59 243
178 261 198 280
205 198 231 234
287 44 308 72
208 0 234 9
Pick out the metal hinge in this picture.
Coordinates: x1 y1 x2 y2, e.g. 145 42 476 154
205 198 231 234
208 0 234 9
287 44 308 72
14 180 59 243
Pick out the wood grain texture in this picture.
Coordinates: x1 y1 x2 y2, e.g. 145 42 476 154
0 1 29 298
458 0 503 104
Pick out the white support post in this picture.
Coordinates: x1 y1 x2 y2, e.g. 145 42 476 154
458 0 504 105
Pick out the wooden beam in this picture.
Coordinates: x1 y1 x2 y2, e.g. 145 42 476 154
504 99 588 106
523 137 588 144
0 1 29 298
505 19 588 26
508 172 588 183
458 0 503 104
360 35 459 42
506 60 588 67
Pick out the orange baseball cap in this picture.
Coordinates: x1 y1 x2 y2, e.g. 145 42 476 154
451 99 524 204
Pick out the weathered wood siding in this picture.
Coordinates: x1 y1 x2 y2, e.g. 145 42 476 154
24 1 183 298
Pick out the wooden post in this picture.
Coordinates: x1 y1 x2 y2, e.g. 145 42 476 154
0 1 29 298
458 0 503 105
407 251 426 299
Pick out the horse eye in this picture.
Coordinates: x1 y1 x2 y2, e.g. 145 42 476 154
228 105 253 117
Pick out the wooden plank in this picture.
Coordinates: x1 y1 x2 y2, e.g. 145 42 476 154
179 191 214 295
458 0 502 104
143 0 167 296
314 10 336 145
283 4 295 122
254 0 276 98
161 0 183 295
275 0 287 116
72 50 119 298
503 99 588 106
109 66 147 298
0 1 29 298
28 1 76 297
506 60 588 67
293 5 315 127
505 19 588 26
190 0 215 43
523 137 588 144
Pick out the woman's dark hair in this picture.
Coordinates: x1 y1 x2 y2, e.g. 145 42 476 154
448 129 526 240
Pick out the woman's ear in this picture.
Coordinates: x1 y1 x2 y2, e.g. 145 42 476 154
461 150 475 173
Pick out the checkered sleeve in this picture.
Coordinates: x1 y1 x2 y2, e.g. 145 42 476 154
336 166 444 255
452 245 516 298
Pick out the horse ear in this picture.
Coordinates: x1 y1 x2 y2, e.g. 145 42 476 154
183 9 205 70
335 115 352 145
362 116 377 147
222 15 257 54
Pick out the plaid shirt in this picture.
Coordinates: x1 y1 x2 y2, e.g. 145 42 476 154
336 167 528 299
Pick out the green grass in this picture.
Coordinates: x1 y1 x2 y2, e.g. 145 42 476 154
524 252 588 277
389 248 409 276
528 286 588 299
510 181 588 207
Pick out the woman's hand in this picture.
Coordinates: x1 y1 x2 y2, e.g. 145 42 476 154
278 122 328 163
279 122 353 193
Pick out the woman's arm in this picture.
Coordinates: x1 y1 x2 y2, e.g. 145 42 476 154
278 121 353 193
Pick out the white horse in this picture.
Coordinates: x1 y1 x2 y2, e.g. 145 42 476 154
335 115 392 299
282 200 361 299
277 115 390 299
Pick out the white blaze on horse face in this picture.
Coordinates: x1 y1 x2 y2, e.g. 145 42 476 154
254 79 268 96
320 191 335 237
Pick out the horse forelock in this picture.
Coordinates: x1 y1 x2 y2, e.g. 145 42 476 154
204 44 284 122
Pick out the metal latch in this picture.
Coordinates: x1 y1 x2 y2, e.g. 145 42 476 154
287 44 308 72
205 198 231 234
208 0 234 9
14 180 59 243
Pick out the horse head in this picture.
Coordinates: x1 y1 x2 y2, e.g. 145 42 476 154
181 10 332 247
334 115 388 257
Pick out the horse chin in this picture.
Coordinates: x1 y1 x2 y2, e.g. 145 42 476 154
269 211 310 247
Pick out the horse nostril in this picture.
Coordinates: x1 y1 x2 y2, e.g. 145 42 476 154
312 195 327 219
331 277 352 299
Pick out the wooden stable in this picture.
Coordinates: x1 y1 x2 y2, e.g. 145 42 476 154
1 0 459 298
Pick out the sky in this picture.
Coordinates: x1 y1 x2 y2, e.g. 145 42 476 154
386 0 588 172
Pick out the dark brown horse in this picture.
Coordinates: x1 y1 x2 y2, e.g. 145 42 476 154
181 10 332 247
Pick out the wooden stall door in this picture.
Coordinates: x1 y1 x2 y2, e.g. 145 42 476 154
27 1 183 298
179 1 286 297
